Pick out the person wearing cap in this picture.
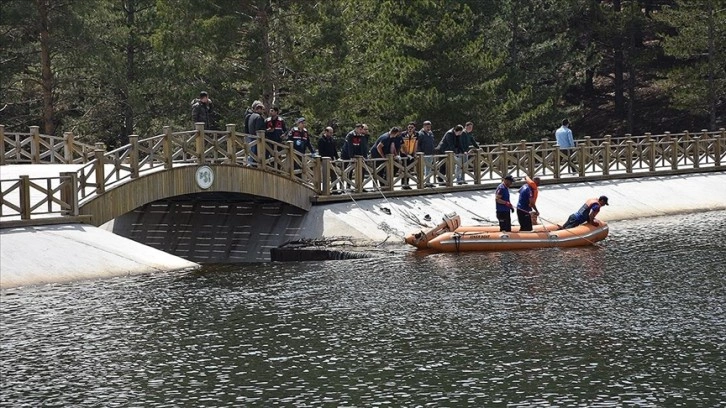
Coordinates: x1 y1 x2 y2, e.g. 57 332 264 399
289 117 315 155
560 196 609 229
191 91 215 129
495 175 515 232
417 121 436 187
516 176 541 231
244 100 266 165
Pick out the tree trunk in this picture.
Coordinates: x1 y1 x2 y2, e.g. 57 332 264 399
123 0 135 143
613 0 625 120
258 6 273 108
707 0 716 130
36 0 55 135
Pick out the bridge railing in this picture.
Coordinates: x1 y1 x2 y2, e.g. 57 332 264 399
0 172 79 221
0 125 95 165
317 129 724 194
1 124 724 224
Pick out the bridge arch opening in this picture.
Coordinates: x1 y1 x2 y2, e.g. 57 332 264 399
105 192 315 262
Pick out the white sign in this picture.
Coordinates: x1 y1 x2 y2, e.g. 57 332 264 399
195 166 214 189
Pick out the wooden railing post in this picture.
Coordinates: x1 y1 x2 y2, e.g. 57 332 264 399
226 124 237 165
0 125 5 165
129 134 140 178
385 155 395 190
321 157 331 195
355 156 364 193
256 130 266 167
671 139 679 170
163 126 173 169
527 147 535 176
602 142 611 176
473 149 482 184
715 128 724 167
30 126 41 163
63 132 74 163
415 152 425 189
195 122 205 164
19 175 31 220
445 151 455 186
94 142 106 194
649 140 656 172
60 171 79 216
554 146 562 179
497 148 508 180
625 140 634 173
578 144 587 176
287 141 296 178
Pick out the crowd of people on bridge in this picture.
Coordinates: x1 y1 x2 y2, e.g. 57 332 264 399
192 92 609 231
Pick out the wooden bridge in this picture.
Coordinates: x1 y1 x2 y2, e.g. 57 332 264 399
1 123 724 229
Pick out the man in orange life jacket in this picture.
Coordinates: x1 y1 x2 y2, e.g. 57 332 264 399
561 196 609 229
516 176 541 231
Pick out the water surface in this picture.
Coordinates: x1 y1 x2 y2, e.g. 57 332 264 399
2 211 725 406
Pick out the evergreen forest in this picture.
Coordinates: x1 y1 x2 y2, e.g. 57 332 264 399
1 0 724 148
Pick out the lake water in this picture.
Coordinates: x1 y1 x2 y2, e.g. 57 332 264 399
2 211 725 407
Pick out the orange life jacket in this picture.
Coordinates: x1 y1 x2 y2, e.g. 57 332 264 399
525 176 539 204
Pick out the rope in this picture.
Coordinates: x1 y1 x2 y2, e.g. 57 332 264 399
371 183 430 230
443 193 497 224
342 187 408 241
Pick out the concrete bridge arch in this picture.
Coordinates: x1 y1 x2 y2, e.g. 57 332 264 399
79 165 316 226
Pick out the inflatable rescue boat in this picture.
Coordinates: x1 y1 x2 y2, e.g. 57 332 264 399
405 213 608 252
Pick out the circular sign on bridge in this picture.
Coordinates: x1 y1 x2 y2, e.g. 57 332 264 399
195 165 214 189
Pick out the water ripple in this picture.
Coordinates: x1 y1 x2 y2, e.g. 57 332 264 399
2 211 725 406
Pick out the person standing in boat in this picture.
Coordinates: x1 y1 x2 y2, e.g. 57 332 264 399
560 196 609 229
495 175 515 232
516 176 541 231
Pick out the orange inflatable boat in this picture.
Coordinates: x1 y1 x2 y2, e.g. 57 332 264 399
405 213 608 252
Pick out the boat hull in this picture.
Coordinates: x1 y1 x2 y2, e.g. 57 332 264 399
405 213 609 252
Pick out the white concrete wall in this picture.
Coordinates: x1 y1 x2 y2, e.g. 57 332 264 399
2 172 724 289
1 224 198 289
303 172 726 241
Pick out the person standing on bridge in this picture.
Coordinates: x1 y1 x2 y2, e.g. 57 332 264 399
244 100 266 165
265 106 287 144
495 175 515 232
417 120 436 187
560 196 609 229
555 118 576 174
318 126 339 188
289 118 315 155
400 122 418 190
191 91 215 130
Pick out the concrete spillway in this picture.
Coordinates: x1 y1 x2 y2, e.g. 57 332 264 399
2 172 725 289
0 224 198 289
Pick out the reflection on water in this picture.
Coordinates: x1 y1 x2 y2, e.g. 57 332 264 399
2 211 725 406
